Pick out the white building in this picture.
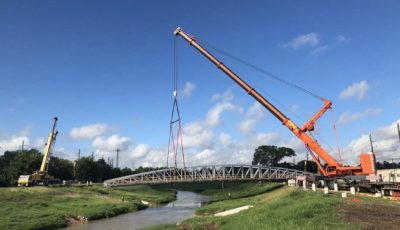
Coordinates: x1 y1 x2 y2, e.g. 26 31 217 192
377 169 400 183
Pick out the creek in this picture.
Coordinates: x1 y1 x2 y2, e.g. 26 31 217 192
63 190 211 230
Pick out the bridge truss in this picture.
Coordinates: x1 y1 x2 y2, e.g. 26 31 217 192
104 165 315 187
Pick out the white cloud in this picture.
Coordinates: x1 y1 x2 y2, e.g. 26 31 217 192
251 132 281 147
219 132 232 146
129 144 151 158
70 124 109 140
52 147 77 161
311 45 329 55
344 119 400 163
239 119 257 133
246 102 266 120
339 80 369 100
337 108 383 125
206 102 236 126
239 102 267 133
195 149 215 161
0 135 29 154
283 32 320 49
211 90 234 102
205 90 240 127
92 135 131 152
182 121 213 148
180 82 196 98
336 35 349 43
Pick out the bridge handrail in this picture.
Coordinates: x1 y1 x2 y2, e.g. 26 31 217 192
104 164 315 185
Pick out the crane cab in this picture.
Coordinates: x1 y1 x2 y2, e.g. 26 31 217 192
17 175 32 187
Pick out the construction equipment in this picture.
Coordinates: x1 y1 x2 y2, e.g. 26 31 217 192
174 27 376 180
18 117 60 186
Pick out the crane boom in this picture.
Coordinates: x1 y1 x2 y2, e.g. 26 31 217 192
174 27 375 177
17 117 60 186
39 117 58 173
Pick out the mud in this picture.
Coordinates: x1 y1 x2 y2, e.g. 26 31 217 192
339 201 400 230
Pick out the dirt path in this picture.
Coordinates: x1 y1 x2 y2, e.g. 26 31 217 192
338 200 400 230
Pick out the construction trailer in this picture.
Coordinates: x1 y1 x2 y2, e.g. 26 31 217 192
17 117 60 186
377 169 400 183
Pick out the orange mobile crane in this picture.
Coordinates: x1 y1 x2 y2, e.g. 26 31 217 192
174 27 376 181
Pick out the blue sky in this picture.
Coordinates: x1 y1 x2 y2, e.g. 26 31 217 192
1 1 399 167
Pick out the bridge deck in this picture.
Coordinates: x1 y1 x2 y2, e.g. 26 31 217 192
104 165 315 187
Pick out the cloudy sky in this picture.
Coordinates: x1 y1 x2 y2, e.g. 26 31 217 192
1 1 399 168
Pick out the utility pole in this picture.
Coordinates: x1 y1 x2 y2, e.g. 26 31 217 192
91 152 94 160
116 148 120 168
304 151 309 172
75 149 81 181
21 140 24 151
397 123 400 144
369 134 374 153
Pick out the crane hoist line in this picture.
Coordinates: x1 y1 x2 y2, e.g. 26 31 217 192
174 27 376 178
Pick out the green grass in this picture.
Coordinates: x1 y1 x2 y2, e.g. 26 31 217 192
151 181 282 200
181 187 358 230
0 185 175 230
146 182 360 230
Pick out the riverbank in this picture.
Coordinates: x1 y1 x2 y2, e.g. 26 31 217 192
0 185 175 230
147 182 400 230
63 190 212 230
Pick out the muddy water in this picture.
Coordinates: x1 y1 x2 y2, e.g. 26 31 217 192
63 191 212 230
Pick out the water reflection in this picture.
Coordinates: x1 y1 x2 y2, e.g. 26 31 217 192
63 191 211 230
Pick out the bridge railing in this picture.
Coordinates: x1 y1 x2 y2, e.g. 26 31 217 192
104 164 315 187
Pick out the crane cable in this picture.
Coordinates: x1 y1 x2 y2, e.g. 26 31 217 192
198 39 326 101
197 39 346 162
166 37 186 169
330 109 343 164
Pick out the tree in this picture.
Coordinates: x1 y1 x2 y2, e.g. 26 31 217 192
48 156 74 181
0 149 42 186
76 157 99 182
295 160 318 173
252 145 296 166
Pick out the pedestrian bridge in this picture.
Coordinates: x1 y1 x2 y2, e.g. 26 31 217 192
104 164 315 187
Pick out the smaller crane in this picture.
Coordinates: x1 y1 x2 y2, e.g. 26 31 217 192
18 117 60 186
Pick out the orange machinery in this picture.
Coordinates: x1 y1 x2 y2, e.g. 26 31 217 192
174 27 376 178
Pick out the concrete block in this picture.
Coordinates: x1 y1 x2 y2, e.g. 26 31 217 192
350 187 356 195
324 187 329 194
334 183 338 192
342 192 347 198
312 183 316 191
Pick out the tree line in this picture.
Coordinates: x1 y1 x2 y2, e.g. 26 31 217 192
0 149 163 187
1 146 398 187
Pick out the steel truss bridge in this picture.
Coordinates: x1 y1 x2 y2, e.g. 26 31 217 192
104 165 315 187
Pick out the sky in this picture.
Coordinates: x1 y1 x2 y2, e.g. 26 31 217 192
0 0 399 168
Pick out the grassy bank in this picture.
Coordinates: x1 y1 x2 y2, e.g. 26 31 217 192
152 181 282 201
146 182 358 230
0 185 175 230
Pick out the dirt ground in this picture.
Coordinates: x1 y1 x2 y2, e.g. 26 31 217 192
338 199 400 230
